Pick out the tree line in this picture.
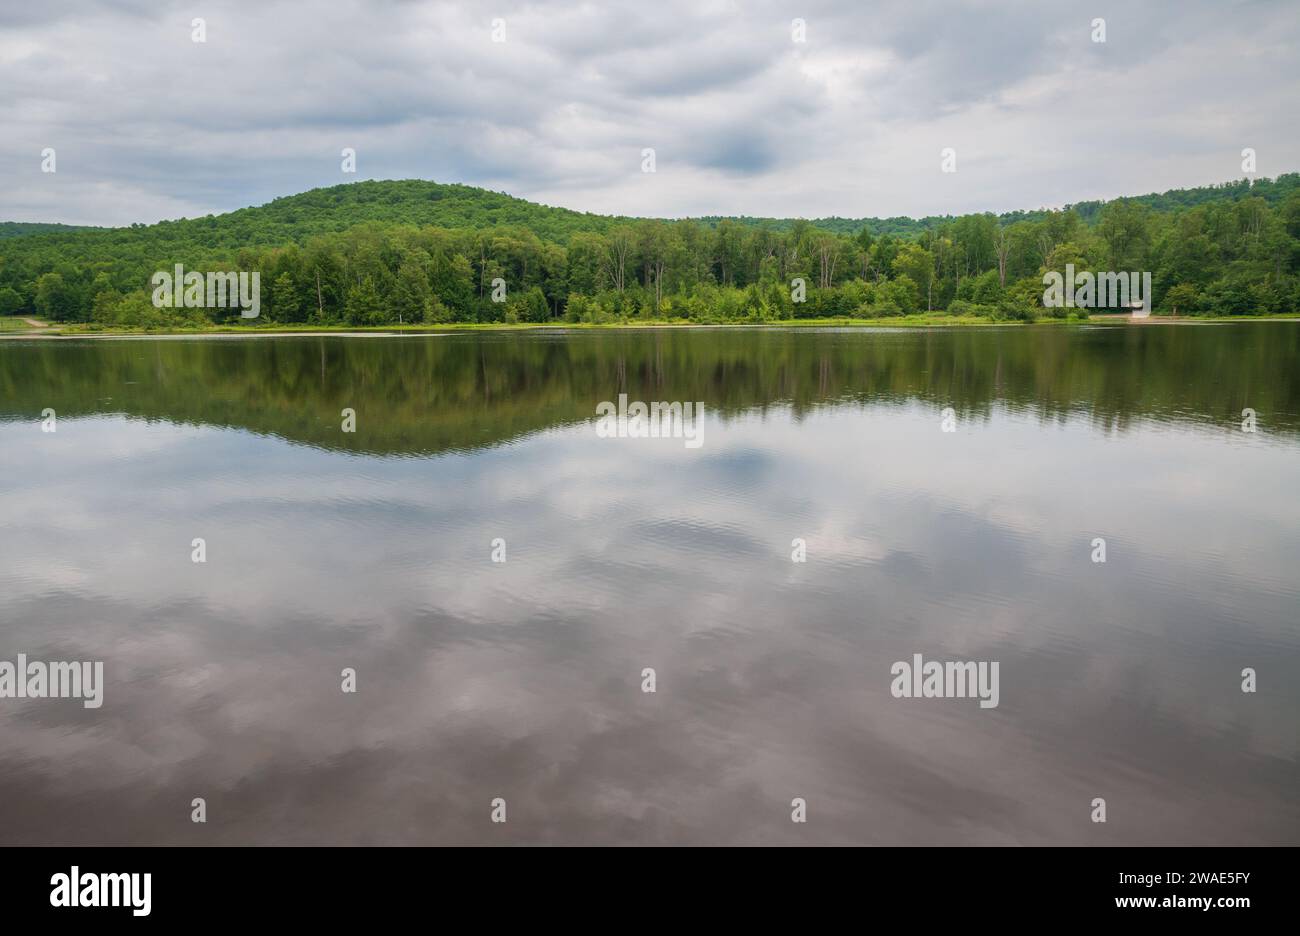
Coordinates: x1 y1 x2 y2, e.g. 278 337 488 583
1 174 1297 327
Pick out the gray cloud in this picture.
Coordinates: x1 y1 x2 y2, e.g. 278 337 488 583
0 0 1297 225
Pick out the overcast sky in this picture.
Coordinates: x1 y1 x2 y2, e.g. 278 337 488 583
2 0 1297 227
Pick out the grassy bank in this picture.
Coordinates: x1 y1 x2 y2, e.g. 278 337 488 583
0 316 41 332
4 311 1299 338
6 313 1072 336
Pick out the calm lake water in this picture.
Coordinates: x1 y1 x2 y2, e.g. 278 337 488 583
1 324 1298 844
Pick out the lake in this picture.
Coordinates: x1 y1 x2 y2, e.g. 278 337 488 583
1 324 1297 844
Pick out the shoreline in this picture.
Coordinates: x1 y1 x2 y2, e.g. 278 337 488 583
2 313 1298 339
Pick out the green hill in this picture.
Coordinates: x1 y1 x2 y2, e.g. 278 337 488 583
0 221 98 239
172 180 630 246
2 173 1297 327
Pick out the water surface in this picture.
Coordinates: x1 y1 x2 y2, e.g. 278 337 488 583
1 325 1297 844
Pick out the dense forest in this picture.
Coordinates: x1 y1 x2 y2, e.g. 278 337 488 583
0 222 96 240
1 174 1298 327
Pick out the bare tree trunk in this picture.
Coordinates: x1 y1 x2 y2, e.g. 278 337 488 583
605 240 629 292
995 228 1010 287
817 242 835 289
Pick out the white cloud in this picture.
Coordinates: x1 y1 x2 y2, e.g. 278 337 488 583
0 0 1296 225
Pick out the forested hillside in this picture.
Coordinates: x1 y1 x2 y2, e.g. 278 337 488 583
2 174 1298 327
0 222 97 239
